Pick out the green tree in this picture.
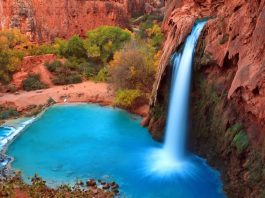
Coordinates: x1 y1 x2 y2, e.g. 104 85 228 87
84 26 131 63
146 24 164 49
0 29 27 83
65 35 87 59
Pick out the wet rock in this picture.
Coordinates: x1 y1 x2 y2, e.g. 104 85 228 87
110 182 119 189
86 179 96 187
102 183 110 190
113 189 120 195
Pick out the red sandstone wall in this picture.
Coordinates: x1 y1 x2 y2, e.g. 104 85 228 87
0 0 148 41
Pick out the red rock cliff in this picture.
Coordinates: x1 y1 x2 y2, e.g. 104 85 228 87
0 0 148 41
151 0 265 143
148 0 265 197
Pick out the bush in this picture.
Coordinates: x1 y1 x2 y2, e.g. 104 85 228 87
30 44 58 55
233 131 249 153
64 35 87 59
22 74 47 91
114 89 142 108
45 60 83 85
93 67 109 82
84 26 131 63
109 40 157 92
0 106 19 120
0 29 28 84
146 24 164 49
44 60 63 72
47 97 56 105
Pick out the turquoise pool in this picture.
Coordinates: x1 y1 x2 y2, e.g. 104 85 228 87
6 104 225 198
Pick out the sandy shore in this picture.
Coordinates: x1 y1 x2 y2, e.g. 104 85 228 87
0 81 114 111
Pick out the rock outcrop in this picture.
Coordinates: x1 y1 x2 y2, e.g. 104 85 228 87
12 54 56 89
0 0 150 41
148 0 265 197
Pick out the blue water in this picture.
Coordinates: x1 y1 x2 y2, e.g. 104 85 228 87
0 126 14 150
6 104 225 198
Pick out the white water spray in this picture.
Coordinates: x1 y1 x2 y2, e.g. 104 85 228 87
163 21 207 161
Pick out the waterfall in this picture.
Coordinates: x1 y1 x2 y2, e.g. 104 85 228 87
146 21 207 176
163 21 207 161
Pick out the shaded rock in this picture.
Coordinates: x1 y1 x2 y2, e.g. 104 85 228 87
86 179 96 187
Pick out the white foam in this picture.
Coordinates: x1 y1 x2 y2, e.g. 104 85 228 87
0 118 35 151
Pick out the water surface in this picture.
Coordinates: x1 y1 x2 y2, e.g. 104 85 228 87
7 104 225 198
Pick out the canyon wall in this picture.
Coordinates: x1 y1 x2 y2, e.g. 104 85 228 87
0 0 149 42
148 0 265 197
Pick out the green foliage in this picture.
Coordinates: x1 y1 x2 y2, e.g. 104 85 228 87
233 131 249 153
84 26 131 63
145 24 164 49
47 97 56 105
22 74 47 91
93 67 109 82
0 106 19 120
0 29 28 83
228 123 243 135
109 40 158 92
54 38 68 57
44 60 62 72
64 35 87 59
45 60 82 85
137 15 164 49
30 44 58 56
114 89 142 108
151 104 166 121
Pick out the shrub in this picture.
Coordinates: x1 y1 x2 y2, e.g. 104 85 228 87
47 97 56 105
109 40 157 92
45 60 83 85
0 106 19 120
22 74 47 91
233 130 249 153
30 44 58 55
84 26 131 63
0 29 28 84
114 89 142 108
93 67 109 82
65 35 87 59
146 24 164 49
44 60 63 72
0 50 22 84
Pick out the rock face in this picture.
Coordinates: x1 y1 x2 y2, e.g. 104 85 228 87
150 0 265 145
0 0 149 41
148 0 265 197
